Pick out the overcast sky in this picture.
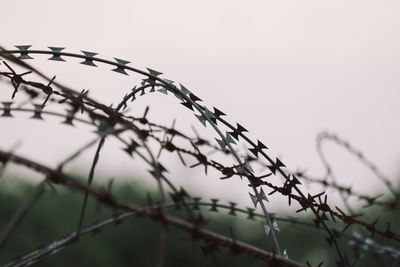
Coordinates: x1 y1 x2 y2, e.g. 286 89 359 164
1 0 400 210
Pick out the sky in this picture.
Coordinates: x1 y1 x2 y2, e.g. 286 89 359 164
1 0 400 211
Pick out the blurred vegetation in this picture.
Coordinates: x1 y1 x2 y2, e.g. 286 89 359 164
0 174 398 267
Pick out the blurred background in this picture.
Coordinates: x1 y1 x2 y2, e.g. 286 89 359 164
1 0 400 265
1 0 399 203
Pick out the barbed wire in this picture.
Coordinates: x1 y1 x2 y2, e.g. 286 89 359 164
0 46 398 266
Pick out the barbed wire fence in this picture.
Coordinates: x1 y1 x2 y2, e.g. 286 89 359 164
0 45 399 267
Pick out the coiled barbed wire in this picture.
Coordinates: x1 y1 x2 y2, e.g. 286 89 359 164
0 46 398 267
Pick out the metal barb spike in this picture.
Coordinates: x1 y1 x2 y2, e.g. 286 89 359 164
146 68 163 77
246 208 255 220
179 84 191 94
212 107 226 119
225 132 236 145
112 58 130 75
157 88 168 95
48 47 66 61
15 45 33 59
283 249 288 259
80 51 98 67
228 202 237 216
263 223 271 236
210 199 219 212
163 79 174 84
1 102 13 117
63 110 74 125
204 107 217 124
193 197 201 210
272 217 280 232
244 161 253 173
249 192 259 208
259 188 269 202
195 114 207 127
31 104 43 120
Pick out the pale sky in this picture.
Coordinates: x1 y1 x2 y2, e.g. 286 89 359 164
1 0 400 210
